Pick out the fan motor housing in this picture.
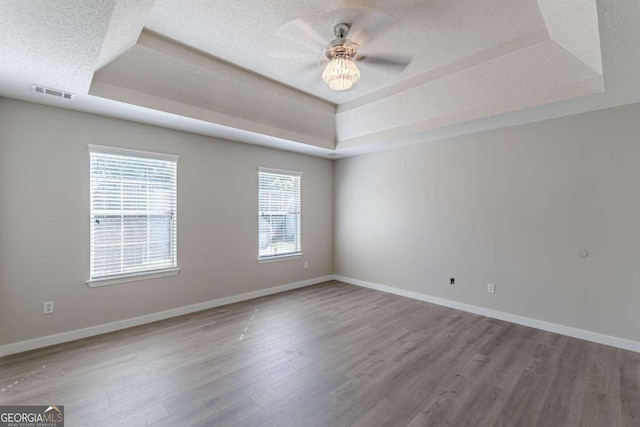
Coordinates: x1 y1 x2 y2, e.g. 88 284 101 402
325 40 358 60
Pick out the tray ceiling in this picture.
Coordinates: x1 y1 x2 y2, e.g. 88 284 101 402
144 0 550 104
0 0 637 158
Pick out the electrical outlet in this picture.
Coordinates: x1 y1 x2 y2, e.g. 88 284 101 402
43 301 54 314
487 283 495 294
304 261 309 269
450 277 455 285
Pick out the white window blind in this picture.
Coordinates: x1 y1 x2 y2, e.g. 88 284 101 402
258 168 302 259
89 145 178 281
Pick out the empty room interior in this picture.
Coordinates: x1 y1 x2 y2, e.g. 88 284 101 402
1 1 640 426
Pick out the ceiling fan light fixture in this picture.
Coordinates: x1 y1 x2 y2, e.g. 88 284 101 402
322 56 360 91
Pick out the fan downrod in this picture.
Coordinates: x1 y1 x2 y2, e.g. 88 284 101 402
333 23 350 39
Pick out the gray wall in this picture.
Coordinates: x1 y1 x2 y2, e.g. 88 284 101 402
3 96 640 347
0 98 333 345
335 103 640 342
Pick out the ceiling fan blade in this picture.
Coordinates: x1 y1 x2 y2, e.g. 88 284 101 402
290 62 328 93
269 51 307 59
357 53 413 72
348 9 394 46
300 62 322 72
278 19 327 52
269 52 329 69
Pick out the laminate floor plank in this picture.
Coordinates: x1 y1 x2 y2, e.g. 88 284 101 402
492 369 553 427
1 280 638 426
579 389 621 427
407 374 473 426
235 370 349 427
620 388 640 426
188 398 261 427
535 367 584 427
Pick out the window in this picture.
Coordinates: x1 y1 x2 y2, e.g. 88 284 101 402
89 145 178 284
258 167 302 260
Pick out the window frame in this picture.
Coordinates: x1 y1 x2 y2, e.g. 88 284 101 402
257 167 303 263
87 145 180 287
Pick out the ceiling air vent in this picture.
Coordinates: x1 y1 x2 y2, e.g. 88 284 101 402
31 84 74 100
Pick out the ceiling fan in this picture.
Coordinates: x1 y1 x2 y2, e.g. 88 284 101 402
278 9 413 91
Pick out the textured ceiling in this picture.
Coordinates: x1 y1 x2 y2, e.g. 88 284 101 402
91 31 336 150
337 39 602 147
0 0 116 94
0 0 637 159
145 0 548 104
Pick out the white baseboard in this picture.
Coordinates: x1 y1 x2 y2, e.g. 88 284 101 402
4 274 637 357
333 275 640 354
0 276 333 358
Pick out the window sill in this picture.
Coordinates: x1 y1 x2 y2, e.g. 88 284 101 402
87 268 181 287
257 253 303 264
